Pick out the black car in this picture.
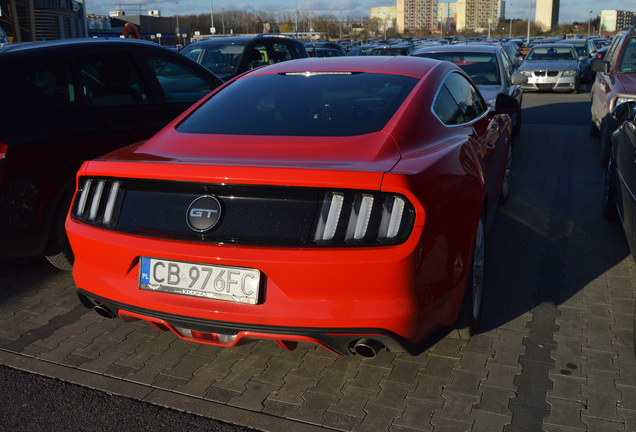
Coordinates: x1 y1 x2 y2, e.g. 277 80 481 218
180 34 308 81
0 38 223 270
368 45 414 56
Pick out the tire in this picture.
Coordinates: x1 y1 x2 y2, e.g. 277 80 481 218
513 109 522 136
44 190 74 271
451 214 485 339
602 156 619 221
599 121 611 168
499 144 512 206
590 119 599 137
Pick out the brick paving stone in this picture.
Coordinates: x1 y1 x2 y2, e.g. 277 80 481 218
482 362 521 392
385 356 427 384
164 353 211 381
346 362 390 392
327 386 377 418
152 372 188 390
288 351 336 380
213 365 263 393
228 379 279 412
261 399 300 419
429 417 472 432
550 354 585 379
552 335 584 358
546 374 586 402
429 338 465 359
583 348 619 372
173 362 230 397
288 392 339 426
36 338 85 363
391 397 439 432
366 379 415 410
307 368 348 397
580 417 626 432
324 355 363 377
436 390 481 424
616 384 636 411
103 362 136 378
269 374 318 405
419 354 456 378
81 348 128 375
544 398 586 430
205 384 242 404
457 350 491 372
323 411 363 431
471 411 511 432
449 368 488 395
408 373 451 403
473 386 516 417
618 407 636 431
352 404 403 432
462 332 497 355
251 358 297 387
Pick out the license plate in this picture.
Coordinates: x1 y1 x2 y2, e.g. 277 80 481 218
538 77 556 83
139 257 260 304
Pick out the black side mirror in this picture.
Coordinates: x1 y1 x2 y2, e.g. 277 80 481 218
495 93 520 115
612 101 636 122
591 60 610 73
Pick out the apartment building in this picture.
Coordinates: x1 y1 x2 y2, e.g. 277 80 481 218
371 6 398 31
456 0 504 32
535 0 559 32
600 10 636 33
396 0 439 33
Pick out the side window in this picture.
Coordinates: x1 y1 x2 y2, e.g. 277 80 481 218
287 41 304 58
27 62 75 103
270 41 293 63
433 84 464 125
79 55 149 106
500 52 514 82
606 34 624 68
246 44 269 68
146 56 217 102
444 72 487 122
618 38 636 72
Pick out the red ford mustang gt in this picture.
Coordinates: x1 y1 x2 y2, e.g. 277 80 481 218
67 57 518 357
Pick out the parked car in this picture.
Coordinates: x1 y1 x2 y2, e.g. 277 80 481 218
412 44 527 134
368 44 414 56
67 56 519 358
306 47 346 57
590 28 636 166
602 100 636 257
346 45 374 56
0 38 223 270
517 44 581 93
560 39 594 81
180 34 308 81
499 41 524 68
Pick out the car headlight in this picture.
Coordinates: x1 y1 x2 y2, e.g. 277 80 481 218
615 96 636 107
519 70 533 77
562 70 577 76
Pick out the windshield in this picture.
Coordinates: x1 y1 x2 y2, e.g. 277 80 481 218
413 52 501 85
565 43 587 56
526 46 576 61
181 43 247 75
178 72 418 136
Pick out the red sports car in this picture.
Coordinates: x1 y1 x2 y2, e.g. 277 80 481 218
67 57 518 357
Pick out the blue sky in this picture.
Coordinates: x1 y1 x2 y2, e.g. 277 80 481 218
85 0 635 25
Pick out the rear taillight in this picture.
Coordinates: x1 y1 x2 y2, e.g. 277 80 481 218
0 142 7 159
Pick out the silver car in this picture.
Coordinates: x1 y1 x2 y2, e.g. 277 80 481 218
411 44 527 134
518 44 581 93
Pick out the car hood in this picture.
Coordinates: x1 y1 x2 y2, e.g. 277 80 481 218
476 85 505 106
519 60 579 71
99 128 403 173
613 72 636 94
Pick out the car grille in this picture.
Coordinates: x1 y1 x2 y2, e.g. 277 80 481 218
71 177 416 247
533 71 559 77
536 84 556 90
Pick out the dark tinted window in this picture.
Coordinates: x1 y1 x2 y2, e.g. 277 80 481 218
178 72 418 136
434 85 464 125
414 52 500 85
27 61 75 103
79 55 149 105
182 43 247 75
434 72 487 124
147 56 216 102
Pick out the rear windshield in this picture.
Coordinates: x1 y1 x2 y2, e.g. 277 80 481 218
413 52 500 85
181 43 247 75
178 72 418 136
526 46 576 61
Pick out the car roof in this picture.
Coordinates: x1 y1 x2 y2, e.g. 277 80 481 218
239 56 447 79
413 44 501 54
0 37 160 54
191 34 299 45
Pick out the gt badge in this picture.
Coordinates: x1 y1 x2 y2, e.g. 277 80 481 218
187 196 221 233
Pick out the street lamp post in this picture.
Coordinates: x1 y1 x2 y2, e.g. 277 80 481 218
510 3 513 38
588 10 593 38
221 8 225 35
210 0 214 34
527 0 531 46
174 2 179 44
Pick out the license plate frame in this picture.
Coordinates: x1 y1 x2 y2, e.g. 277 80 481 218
139 257 260 304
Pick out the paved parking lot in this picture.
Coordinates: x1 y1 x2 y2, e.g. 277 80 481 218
0 91 635 431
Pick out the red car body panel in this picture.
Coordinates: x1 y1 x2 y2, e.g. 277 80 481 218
67 57 512 355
